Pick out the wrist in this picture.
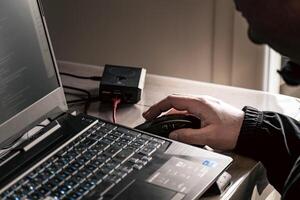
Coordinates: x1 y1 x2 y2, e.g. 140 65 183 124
240 106 263 133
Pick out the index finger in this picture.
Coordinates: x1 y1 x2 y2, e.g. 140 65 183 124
143 95 209 120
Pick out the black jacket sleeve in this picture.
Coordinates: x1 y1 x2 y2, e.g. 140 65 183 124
234 106 300 195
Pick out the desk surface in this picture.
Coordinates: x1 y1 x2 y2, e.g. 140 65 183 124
58 61 300 200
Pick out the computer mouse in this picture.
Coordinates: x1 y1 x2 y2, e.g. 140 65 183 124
135 114 201 138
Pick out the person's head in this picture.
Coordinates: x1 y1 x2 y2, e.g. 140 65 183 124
233 0 300 64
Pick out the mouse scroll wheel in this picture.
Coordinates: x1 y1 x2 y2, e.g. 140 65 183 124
174 122 187 129
161 123 176 130
167 122 184 130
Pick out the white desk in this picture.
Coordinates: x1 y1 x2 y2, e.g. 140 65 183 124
58 61 300 199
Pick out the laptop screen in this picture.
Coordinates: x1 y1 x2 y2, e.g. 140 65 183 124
0 0 65 147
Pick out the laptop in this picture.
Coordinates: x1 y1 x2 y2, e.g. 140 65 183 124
0 0 233 199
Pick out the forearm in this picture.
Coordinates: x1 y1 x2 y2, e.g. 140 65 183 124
234 106 300 192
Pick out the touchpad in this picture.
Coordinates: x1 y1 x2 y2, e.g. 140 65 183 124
115 180 183 200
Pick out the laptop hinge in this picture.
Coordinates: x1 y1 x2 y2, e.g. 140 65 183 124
22 122 61 151
0 120 61 167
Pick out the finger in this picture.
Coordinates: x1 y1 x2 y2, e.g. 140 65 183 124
165 109 189 115
143 95 209 120
169 126 213 145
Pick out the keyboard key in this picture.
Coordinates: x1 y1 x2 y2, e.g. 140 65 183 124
72 174 84 183
141 156 153 162
99 166 113 175
95 121 105 127
128 142 142 149
128 157 139 164
101 138 114 145
134 138 148 145
141 134 153 141
27 170 38 179
89 159 104 168
74 144 87 152
103 146 122 157
49 176 63 185
112 141 125 148
82 138 97 147
37 186 49 196
152 138 165 144
28 191 42 200
51 161 64 171
105 160 120 170
75 186 89 196
88 174 102 185
94 141 110 151
95 154 110 164
67 191 81 200
117 128 140 138
119 137 131 144
58 157 71 165
111 169 127 179
85 164 97 173
136 159 148 166
105 134 119 141
111 131 123 137
66 179 79 188
138 146 157 156
21 184 35 193
57 171 70 180
133 164 143 170
119 162 134 174
82 150 96 160
14 189 26 199
71 160 83 170
124 145 138 152
51 190 64 199
104 174 121 184
147 141 162 149
56 185 71 196
77 169 91 179
102 123 117 131
44 182 56 191
94 170 107 180
121 134 136 141
67 149 80 159
56 149 67 157
81 180 95 191
41 169 54 179
64 166 77 175
114 149 134 163
88 132 105 140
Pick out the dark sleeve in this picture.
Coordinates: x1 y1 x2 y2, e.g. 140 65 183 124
234 106 300 193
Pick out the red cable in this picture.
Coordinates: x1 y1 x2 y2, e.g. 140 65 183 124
112 97 121 123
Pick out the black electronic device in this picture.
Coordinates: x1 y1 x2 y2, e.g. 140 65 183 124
135 114 201 138
99 64 146 103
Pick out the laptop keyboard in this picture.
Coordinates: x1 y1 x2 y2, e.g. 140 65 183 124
0 121 165 200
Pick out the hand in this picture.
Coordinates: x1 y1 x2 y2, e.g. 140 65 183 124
143 95 245 150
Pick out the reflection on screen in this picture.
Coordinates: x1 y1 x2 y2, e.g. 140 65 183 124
0 0 59 125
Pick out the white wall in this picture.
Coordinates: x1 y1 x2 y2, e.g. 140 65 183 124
42 0 267 90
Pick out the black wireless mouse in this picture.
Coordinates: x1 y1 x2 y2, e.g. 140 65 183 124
135 114 201 138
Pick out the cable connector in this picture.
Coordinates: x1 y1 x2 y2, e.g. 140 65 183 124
112 97 121 123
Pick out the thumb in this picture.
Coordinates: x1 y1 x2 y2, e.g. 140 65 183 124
169 126 212 145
